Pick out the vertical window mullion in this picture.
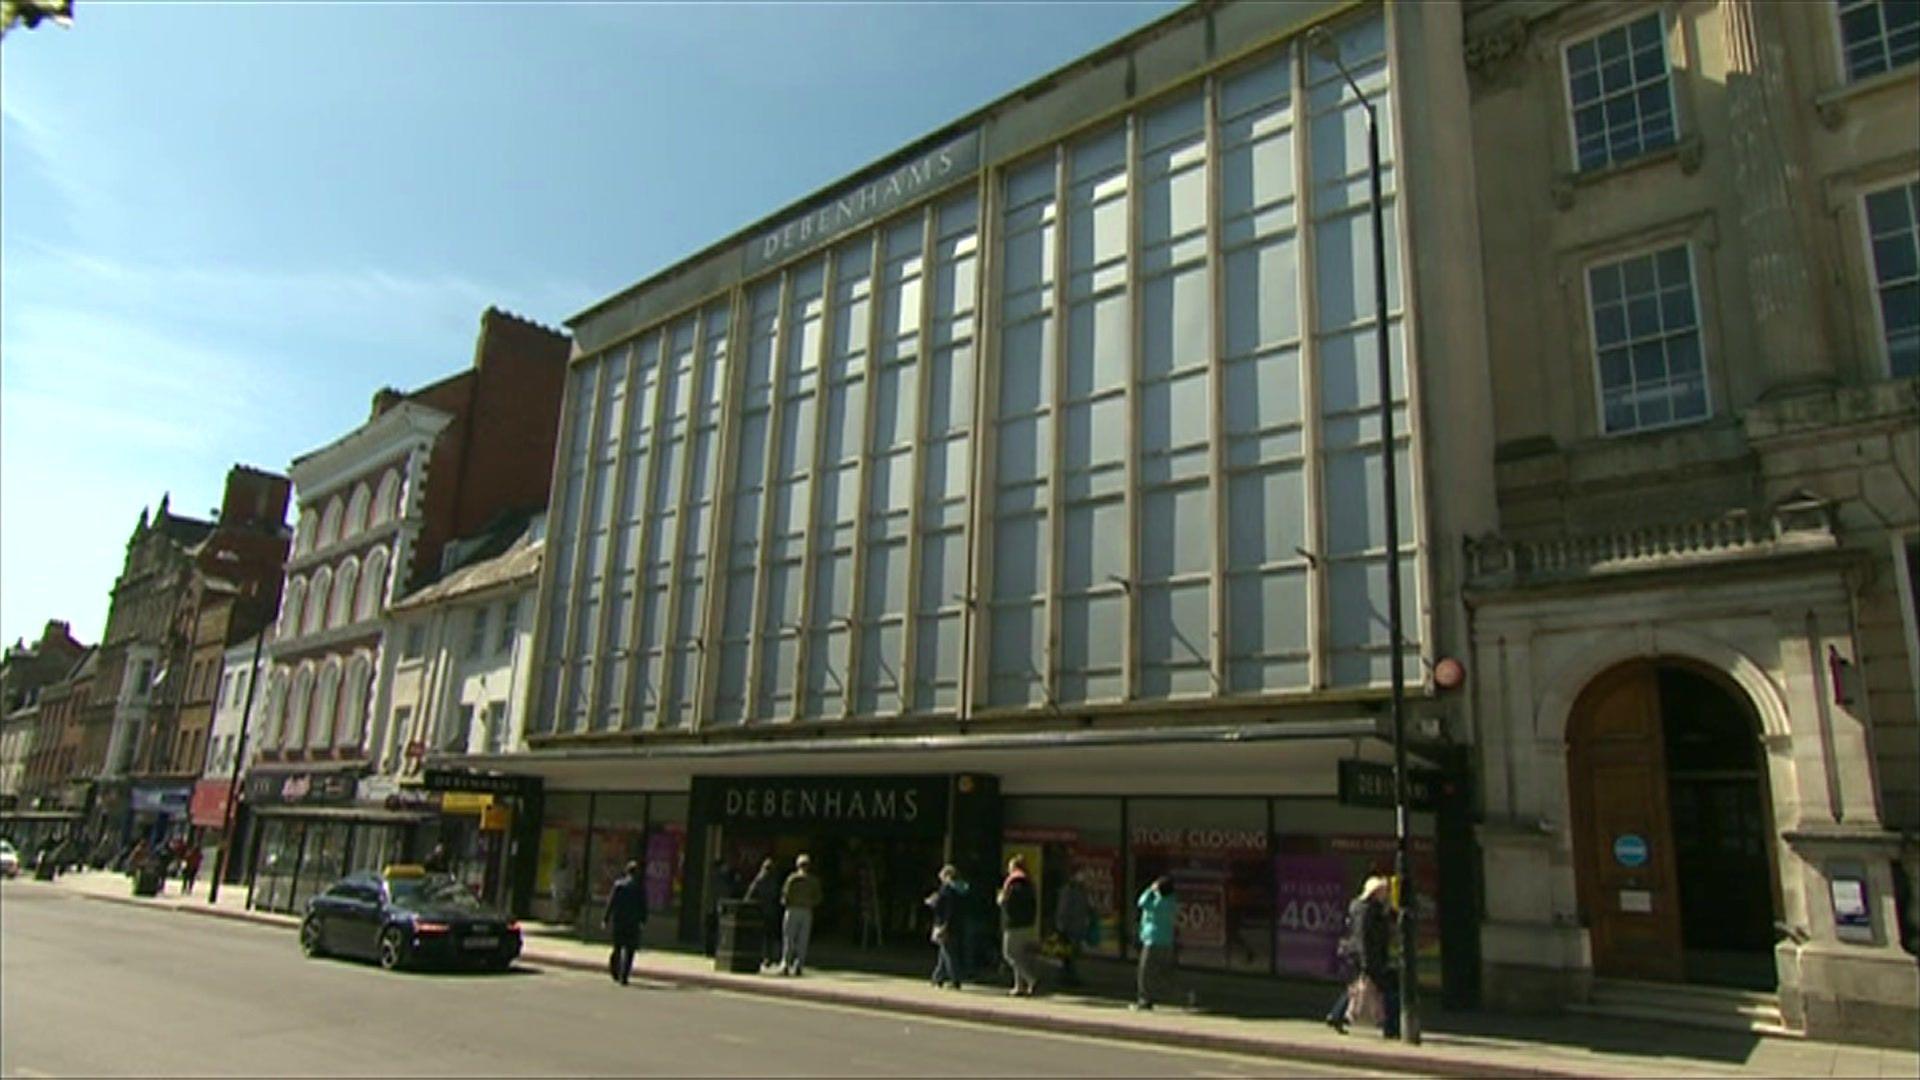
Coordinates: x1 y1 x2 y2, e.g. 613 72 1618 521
746 271 794 724
656 309 710 730
1046 144 1071 708
617 336 669 729
967 171 1005 716
901 206 939 714
554 361 609 733
844 229 887 720
1203 75 1231 696
1294 40 1329 692
693 291 753 730
794 254 840 721
1122 114 1143 702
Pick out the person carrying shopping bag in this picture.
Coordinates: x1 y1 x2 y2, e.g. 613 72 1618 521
1326 874 1399 1038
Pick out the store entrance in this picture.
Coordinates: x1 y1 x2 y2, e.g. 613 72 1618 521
719 829 945 951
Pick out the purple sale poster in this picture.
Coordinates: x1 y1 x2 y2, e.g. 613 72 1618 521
644 828 681 913
1274 853 1351 978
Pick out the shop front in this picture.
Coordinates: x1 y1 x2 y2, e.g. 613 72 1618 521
418 768 544 917
188 779 238 881
244 766 430 915
527 788 689 947
491 722 1476 1000
684 774 999 953
130 782 193 847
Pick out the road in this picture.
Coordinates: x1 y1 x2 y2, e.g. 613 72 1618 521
0 882 1397 1077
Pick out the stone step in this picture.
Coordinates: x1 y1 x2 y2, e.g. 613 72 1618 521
1572 978 1798 1038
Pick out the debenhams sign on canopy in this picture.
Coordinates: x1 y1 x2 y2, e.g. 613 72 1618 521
743 129 981 274
697 774 950 838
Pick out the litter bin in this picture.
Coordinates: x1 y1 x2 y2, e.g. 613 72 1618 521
714 899 764 973
132 861 166 897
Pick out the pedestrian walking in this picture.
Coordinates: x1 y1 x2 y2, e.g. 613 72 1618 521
1132 876 1178 1011
602 860 648 986
703 856 738 957
180 844 203 895
1053 869 1095 987
996 855 1040 997
744 857 783 971
1326 875 1399 1038
779 854 823 976
925 864 968 990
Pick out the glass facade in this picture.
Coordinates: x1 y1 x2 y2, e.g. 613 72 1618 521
535 9 1420 734
1002 794 1437 983
532 791 688 945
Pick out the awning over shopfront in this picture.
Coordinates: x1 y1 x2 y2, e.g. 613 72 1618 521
444 714 1448 794
189 779 233 828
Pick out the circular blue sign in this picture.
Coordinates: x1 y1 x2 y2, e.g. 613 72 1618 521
1613 834 1649 868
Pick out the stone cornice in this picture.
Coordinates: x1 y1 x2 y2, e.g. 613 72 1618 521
288 401 451 503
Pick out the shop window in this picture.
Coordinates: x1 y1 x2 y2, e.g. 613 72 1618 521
1863 179 1920 378
586 794 648 919
1271 800 1440 988
252 819 303 913
1587 243 1709 434
1564 13 1677 173
1127 798 1272 973
1002 797 1125 959
644 793 689 944
1837 0 1920 82
533 792 592 926
290 821 350 914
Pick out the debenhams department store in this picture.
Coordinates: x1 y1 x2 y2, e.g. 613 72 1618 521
448 0 1498 998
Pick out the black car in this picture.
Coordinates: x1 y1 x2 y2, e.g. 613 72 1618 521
300 866 521 972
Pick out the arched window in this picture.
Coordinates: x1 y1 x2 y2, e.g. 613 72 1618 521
373 468 402 525
286 665 314 750
304 567 332 636
357 546 390 622
310 660 341 749
330 557 359 628
338 652 373 748
319 496 345 548
280 577 307 640
345 482 372 538
263 668 288 750
294 511 318 556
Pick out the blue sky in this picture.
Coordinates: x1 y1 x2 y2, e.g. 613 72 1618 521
0 0 1180 648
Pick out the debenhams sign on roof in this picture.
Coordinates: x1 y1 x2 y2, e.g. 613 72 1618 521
743 129 981 275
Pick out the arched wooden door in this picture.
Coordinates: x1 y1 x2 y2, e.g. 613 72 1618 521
1567 662 1686 981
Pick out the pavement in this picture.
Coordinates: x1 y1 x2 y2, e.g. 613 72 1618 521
25 870 1920 1078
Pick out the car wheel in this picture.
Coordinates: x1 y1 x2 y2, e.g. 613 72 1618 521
300 916 328 958
378 927 408 971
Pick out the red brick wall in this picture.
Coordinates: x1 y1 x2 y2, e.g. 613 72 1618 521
403 308 569 588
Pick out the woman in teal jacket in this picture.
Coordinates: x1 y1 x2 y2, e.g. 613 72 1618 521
1132 876 1177 1010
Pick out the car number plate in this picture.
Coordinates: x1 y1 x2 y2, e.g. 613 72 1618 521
465 935 499 949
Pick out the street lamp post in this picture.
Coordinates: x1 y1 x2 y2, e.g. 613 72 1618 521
1306 24 1420 1045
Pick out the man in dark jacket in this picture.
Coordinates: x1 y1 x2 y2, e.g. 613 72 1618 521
743 858 782 971
1326 874 1398 1037
603 860 648 986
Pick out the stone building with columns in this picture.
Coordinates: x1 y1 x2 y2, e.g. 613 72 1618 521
1461 0 1918 1046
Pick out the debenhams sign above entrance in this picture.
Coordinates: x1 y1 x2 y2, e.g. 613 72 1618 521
743 129 981 274
697 774 950 838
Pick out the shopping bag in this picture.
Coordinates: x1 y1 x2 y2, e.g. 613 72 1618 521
1346 975 1386 1026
